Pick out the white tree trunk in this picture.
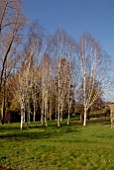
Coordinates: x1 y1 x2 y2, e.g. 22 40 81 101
57 102 60 127
44 92 48 127
57 113 60 127
20 106 25 129
20 95 25 129
67 114 70 125
60 103 63 122
83 107 87 126
41 95 44 125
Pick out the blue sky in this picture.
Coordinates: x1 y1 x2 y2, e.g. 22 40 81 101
23 0 114 58
23 0 114 101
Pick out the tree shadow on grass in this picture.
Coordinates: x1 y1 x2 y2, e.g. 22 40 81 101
0 125 20 132
0 123 79 141
87 119 110 125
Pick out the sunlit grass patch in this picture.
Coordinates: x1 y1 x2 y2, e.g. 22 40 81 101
0 120 114 170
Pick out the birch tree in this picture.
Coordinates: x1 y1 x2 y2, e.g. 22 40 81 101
78 33 110 126
41 54 52 126
14 22 44 129
47 28 77 126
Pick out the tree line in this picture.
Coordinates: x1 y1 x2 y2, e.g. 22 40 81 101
0 0 111 129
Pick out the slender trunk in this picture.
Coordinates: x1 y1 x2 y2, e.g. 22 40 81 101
60 103 63 122
67 95 72 125
83 71 87 126
67 113 70 125
27 110 31 128
83 107 87 126
57 61 61 127
23 110 25 123
1 86 6 125
27 102 31 123
57 102 60 127
1 103 3 124
41 100 44 125
33 101 36 122
41 87 44 125
33 110 36 122
41 111 44 125
27 103 30 128
1 96 6 125
57 112 60 127
1 66 7 125
26 112 29 129
49 100 52 120
55 97 58 121
67 103 71 125
44 112 48 127
20 108 24 129
20 101 25 130
44 94 48 127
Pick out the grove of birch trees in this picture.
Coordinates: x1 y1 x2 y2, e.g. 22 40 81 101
0 0 112 129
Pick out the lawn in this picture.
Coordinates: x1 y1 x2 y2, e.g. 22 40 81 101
0 119 114 170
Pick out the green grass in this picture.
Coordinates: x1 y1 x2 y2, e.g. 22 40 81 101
0 119 114 170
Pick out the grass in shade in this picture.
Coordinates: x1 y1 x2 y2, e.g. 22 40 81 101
0 119 114 170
